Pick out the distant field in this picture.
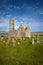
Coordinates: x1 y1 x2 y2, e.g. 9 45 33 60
0 36 43 65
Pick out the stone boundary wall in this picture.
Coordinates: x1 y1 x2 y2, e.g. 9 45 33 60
31 32 43 36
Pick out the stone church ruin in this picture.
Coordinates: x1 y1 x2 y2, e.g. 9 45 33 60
9 19 31 38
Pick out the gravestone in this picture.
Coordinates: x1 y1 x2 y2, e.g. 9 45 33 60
5 40 9 48
32 38 34 45
12 39 16 46
1 37 3 41
37 34 40 43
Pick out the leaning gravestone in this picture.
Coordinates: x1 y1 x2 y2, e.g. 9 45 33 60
12 39 16 46
32 38 34 45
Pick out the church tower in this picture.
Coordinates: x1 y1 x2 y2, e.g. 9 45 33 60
9 19 14 32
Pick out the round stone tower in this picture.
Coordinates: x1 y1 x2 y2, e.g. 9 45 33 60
9 19 14 32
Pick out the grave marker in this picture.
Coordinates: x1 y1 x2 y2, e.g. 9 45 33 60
32 38 34 45
5 40 9 48
12 39 16 46
37 34 40 43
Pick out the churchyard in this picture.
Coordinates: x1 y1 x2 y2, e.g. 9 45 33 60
0 35 43 65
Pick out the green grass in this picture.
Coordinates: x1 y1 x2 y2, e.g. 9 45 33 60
0 36 43 65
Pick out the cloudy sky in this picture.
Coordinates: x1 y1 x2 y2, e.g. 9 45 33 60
0 0 43 32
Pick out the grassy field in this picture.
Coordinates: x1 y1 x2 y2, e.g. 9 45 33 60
0 36 43 65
